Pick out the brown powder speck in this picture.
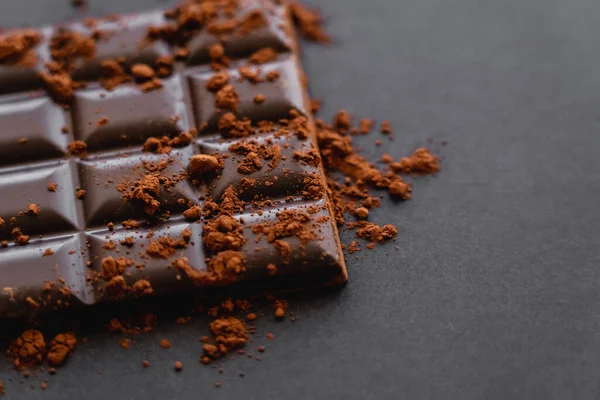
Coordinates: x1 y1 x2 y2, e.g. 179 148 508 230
380 120 392 134
209 43 225 60
43 248 54 257
237 152 262 174
41 72 75 105
214 84 239 110
68 140 88 157
206 71 230 92
274 300 288 319
189 154 222 176
253 94 265 104
359 119 373 134
249 48 277 65
131 280 154 296
25 203 40 216
47 182 57 192
142 360 150 368
174 361 183 371
333 109 351 133
348 221 397 242
119 338 131 349
183 205 202 220
131 63 155 81
266 263 278 276
266 70 280 82
391 148 440 174
160 339 172 349
100 59 130 90
76 188 87 199
12 228 29 245
289 2 331 43
354 207 369 220
96 116 109 126
122 219 138 229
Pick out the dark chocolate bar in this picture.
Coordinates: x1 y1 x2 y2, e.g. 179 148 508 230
0 0 346 318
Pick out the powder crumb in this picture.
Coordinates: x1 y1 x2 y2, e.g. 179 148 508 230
142 360 150 368
96 116 109 126
47 182 57 192
380 120 392 134
289 2 331 43
266 263 278 275
189 154 222 176
391 148 440 174
25 203 40 215
266 333 274 340
76 188 86 199
248 47 277 65
43 248 54 257
131 63 155 81
160 339 172 349
119 338 131 349
68 140 88 157
174 361 183 371
354 207 369 220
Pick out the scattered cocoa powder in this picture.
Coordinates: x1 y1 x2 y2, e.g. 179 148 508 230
47 182 57 192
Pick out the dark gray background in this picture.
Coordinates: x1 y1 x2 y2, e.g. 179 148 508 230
2 0 600 398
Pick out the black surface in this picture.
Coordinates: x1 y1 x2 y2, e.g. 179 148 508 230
2 0 600 399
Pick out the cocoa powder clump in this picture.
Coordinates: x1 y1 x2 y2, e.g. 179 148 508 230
0 29 41 66
249 48 277 65
390 148 440 174
7 330 46 368
347 221 397 242
289 3 332 44
68 140 88 157
189 154 223 177
47 333 77 366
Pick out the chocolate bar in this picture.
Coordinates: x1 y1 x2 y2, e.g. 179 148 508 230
0 0 346 318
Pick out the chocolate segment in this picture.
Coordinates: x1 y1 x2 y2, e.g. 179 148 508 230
0 3 346 318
